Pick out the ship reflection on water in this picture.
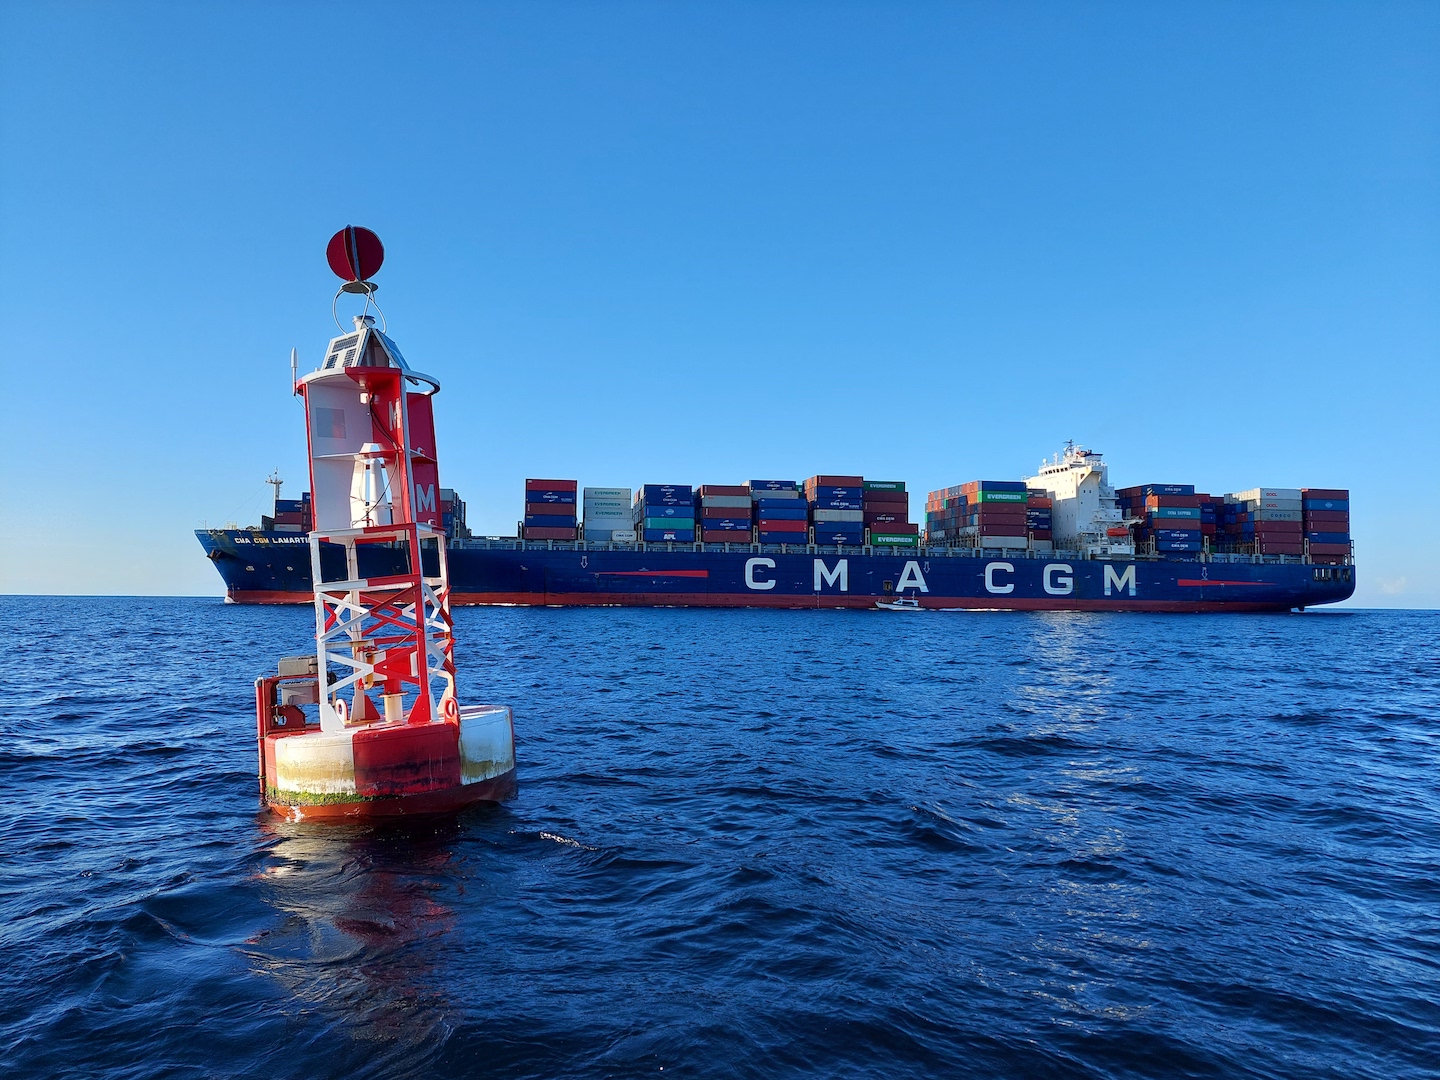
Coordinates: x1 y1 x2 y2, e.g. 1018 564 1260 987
244 816 475 1055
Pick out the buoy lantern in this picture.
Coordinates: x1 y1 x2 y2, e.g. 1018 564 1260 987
252 229 516 820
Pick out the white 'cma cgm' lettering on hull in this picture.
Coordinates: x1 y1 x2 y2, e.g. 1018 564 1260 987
745 558 776 590
814 559 848 591
1044 563 1074 595
896 562 929 593
984 562 1014 593
1105 564 1137 596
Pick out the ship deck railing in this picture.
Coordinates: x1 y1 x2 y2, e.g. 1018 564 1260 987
447 537 1349 566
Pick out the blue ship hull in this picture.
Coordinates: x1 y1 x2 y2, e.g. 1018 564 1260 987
197 531 1356 612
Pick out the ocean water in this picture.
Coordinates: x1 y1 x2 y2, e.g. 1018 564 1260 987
1 597 1437 1079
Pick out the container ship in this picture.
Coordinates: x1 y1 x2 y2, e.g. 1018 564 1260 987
199 328 1356 620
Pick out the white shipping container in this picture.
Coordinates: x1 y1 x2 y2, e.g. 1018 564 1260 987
700 495 752 508
583 527 613 541
751 489 803 500
584 502 630 517
813 509 864 522
583 487 632 500
1235 487 1302 502
981 535 1028 549
1028 540 1055 552
1253 509 1303 522
1244 498 1302 512
610 529 637 542
585 518 632 533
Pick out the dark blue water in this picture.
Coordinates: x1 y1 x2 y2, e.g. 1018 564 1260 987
2 598 1437 1078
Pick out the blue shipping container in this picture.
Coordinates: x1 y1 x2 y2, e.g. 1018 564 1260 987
750 480 798 491
974 481 1027 492
1157 539 1202 551
641 485 693 504
525 514 577 527
1148 507 1202 520
642 528 695 542
706 518 751 531
1303 499 1349 512
1142 484 1196 496
1306 532 1350 544
810 486 863 501
754 504 809 520
644 516 695 530
812 498 863 510
1156 529 1201 542
642 505 693 519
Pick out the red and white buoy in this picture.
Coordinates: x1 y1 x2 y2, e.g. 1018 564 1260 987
253 227 516 820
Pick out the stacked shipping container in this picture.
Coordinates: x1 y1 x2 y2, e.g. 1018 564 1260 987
522 479 578 540
1302 488 1351 564
922 481 1029 548
633 485 695 542
863 481 918 546
1217 487 1304 556
439 488 469 540
806 475 864 546
1026 490 1052 548
1117 484 1202 557
583 487 633 541
270 494 312 533
698 485 752 543
751 481 806 544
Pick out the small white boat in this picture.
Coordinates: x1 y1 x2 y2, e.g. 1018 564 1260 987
876 596 923 611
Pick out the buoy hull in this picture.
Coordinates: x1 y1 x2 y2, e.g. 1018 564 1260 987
260 705 517 822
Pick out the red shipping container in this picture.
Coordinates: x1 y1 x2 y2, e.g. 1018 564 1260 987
1254 521 1302 534
523 526 576 540
274 511 305 525
806 474 863 488
702 505 750 519
1026 496 1052 508
875 521 919 534
1303 511 1349 526
1301 488 1349 500
756 518 806 532
1311 555 1346 565
702 529 751 542
974 509 1027 522
1146 494 1201 508
1201 523 1216 536
977 524 1026 537
865 512 907 525
699 485 749 498
1030 529 1053 539
1257 542 1304 554
1307 542 1351 555
525 502 578 518
525 478 577 491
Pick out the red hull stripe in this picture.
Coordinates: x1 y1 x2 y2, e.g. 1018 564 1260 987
1176 579 1274 587
227 589 1294 612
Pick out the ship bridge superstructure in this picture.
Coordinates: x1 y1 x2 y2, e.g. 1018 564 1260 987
1027 442 1135 559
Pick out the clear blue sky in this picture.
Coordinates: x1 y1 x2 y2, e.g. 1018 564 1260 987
2 3 1436 606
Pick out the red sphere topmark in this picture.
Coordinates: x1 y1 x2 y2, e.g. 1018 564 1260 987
326 225 385 282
